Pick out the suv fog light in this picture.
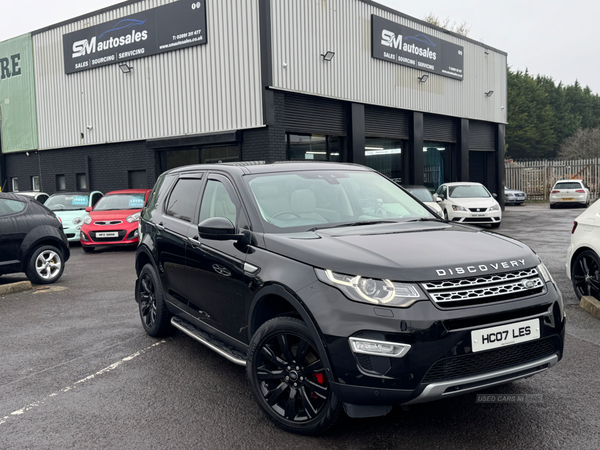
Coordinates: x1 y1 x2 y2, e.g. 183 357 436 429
349 337 411 358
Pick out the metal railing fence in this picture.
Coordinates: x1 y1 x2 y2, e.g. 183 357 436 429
504 159 600 201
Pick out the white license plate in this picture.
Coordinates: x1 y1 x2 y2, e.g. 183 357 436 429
472 318 540 352
472 214 486 217
96 232 119 238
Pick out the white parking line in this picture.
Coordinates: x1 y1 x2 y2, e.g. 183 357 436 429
0 340 167 426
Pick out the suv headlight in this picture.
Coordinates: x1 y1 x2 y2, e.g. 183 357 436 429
83 214 92 225
537 262 554 283
315 269 427 307
452 205 467 211
126 212 141 223
489 205 500 211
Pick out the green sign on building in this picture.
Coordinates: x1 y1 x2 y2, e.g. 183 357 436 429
0 34 38 153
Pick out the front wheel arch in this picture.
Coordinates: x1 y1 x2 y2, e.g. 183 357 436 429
248 284 336 382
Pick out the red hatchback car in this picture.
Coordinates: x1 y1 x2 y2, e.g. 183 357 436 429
80 189 151 252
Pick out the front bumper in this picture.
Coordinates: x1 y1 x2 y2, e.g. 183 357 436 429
448 209 502 225
80 226 140 247
62 224 83 241
300 281 565 406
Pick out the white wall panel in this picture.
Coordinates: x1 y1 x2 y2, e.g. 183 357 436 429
271 0 507 123
34 0 263 150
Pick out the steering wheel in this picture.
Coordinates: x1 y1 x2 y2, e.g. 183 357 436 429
272 210 303 219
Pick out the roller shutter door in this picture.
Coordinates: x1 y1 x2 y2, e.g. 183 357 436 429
364 105 409 139
424 114 457 143
284 93 347 135
470 120 496 151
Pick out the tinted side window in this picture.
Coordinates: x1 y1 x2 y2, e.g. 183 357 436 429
0 199 26 216
199 180 238 225
166 178 204 222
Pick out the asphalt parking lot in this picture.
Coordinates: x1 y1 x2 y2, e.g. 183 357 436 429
1 204 599 449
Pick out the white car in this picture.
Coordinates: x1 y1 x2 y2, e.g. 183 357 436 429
566 199 600 300
402 185 444 216
434 182 502 228
549 179 590 209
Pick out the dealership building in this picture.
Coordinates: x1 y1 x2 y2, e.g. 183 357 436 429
0 0 507 202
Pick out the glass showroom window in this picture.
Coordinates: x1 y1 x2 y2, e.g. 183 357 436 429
423 142 452 192
287 134 343 161
365 138 403 183
31 176 40 191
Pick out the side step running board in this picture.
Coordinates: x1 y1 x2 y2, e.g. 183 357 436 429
171 316 247 366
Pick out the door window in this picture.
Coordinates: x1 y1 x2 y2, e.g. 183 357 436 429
165 178 204 222
199 180 238 225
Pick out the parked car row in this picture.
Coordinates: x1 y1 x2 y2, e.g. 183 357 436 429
0 188 151 285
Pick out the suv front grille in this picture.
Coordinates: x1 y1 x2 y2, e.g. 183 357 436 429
422 337 557 383
422 268 544 308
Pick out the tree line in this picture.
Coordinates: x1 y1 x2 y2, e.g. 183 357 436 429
506 69 600 160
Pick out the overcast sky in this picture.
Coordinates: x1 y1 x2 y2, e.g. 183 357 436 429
2 0 598 94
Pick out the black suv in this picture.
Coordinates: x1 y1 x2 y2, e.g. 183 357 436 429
135 162 565 434
0 192 70 284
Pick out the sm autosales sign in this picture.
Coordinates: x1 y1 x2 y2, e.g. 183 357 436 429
371 15 464 80
63 0 207 74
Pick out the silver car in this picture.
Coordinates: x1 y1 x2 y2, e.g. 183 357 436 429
504 187 527 206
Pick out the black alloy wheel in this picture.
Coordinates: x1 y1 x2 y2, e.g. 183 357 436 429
247 317 341 435
571 250 600 300
137 264 172 337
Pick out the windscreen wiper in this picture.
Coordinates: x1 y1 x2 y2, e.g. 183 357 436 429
308 220 397 232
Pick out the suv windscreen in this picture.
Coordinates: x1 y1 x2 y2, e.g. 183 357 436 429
247 170 431 232
448 185 490 198
46 194 89 211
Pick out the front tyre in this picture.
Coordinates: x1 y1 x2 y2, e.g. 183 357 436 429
82 246 95 253
571 250 600 300
26 245 65 284
137 264 173 337
247 317 342 435
490 222 501 229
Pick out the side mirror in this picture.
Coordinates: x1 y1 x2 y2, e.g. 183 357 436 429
492 193 498 199
435 196 443 203
198 217 243 241
85 206 92 212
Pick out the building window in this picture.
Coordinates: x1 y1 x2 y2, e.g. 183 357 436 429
31 176 40 191
159 145 240 172
56 175 66 191
76 173 88 191
287 134 343 161
201 145 240 164
12 178 19 192
365 138 403 183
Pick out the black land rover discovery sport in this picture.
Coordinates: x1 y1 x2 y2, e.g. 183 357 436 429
134 162 565 435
